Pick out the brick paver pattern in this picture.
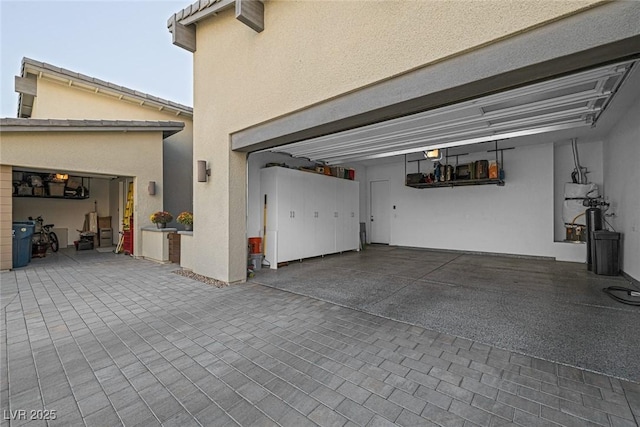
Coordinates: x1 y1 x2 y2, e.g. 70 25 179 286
1 256 639 426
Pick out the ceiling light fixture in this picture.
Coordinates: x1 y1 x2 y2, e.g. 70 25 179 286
423 149 442 161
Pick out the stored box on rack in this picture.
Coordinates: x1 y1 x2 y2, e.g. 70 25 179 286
48 182 65 196
475 160 489 179
489 161 499 179
406 173 426 185
66 176 82 190
456 163 473 180
17 184 32 196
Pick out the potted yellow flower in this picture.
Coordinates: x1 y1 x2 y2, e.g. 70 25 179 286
177 211 193 231
150 211 173 229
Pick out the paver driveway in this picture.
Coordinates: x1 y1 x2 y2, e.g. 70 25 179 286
2 251 639 426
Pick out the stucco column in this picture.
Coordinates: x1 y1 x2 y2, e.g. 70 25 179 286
191 124 247 283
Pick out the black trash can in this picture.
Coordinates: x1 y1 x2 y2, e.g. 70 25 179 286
593 230 620 276
12 222 36 268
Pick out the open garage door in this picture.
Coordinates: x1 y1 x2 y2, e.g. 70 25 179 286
265 60 636 165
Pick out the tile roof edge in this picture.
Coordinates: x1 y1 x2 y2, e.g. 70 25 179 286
20 57 193 116
168 0 227 27
0 117 186 130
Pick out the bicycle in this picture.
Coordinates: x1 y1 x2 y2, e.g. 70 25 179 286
29 216 59 253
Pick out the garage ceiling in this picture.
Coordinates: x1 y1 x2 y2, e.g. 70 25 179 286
268 59 636 165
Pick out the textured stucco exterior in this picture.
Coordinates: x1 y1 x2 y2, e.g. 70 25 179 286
189 0 605 282
0 165 12 270
28 77 194 220
1 131 164 259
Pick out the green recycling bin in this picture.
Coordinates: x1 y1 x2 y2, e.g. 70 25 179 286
12 221 35 268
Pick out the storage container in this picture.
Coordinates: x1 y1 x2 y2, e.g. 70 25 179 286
12 222 35 268
456 163 472 180
98 216 112 229
18 184 32 196
489 161 499 179
248 237 262 254
249 253 264 270
48 182 65 197
99 228 113 247
406 173 426 184
475 160 489 179
593 231 620 276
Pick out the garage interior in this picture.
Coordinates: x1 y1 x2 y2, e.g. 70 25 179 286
12 167 131 251
247 58 639 270
245 58 640 381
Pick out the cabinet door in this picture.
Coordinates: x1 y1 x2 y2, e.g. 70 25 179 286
335 180 348 252
314 175 337 256
301 172 317 260
346 180 360 251
277 169 305 262
336 179 359 252
300 173 335 259
262 167 359 266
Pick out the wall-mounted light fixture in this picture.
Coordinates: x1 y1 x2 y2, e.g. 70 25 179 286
424 149 442 161
55 173 69 181
148 181 156 195
197 160 211 182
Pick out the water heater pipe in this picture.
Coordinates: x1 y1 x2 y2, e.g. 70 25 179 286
571 138 588 184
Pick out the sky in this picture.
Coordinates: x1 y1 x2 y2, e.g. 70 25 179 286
0 0 193 117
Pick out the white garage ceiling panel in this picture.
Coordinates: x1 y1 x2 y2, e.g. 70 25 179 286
269 60 636 165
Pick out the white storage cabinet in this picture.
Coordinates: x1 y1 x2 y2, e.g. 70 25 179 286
261 167 359 269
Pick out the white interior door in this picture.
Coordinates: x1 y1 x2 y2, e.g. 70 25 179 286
370 180 390 244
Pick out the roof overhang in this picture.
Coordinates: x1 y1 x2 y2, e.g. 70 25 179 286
15 57 193 119
168 0 264 52
0 118 185 139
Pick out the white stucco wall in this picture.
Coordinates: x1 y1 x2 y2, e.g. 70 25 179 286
191 0 603 282
29 77 194 221
604 94 640 281
0 165 12 270
141 227 175 263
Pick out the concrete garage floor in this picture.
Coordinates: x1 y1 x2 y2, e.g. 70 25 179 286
252 245 640 383
1 248 639 426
